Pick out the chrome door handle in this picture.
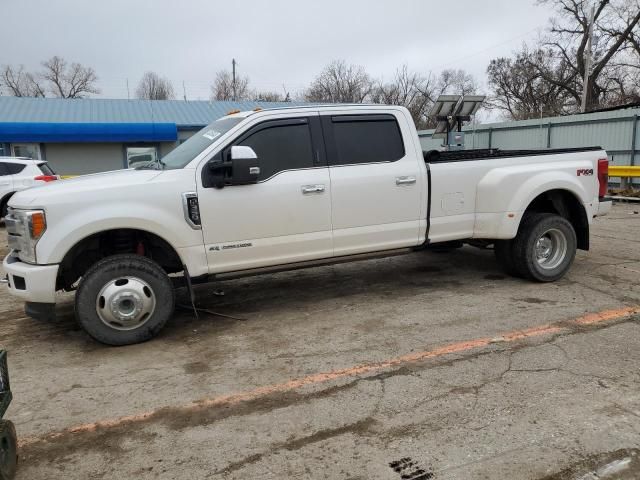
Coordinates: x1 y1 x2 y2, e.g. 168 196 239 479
301 184 325 194
396 176 416 186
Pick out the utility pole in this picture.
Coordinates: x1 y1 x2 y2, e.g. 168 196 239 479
232 58 237 101
182 80 187 101
126 78 130 100
581 4 596 113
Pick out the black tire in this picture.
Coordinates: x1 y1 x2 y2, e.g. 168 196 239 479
75 254 175 346
511 213 577 282
0 420 17 480
494 240 520 276
0 200 7 220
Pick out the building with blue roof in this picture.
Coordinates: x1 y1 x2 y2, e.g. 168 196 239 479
0 97 304 174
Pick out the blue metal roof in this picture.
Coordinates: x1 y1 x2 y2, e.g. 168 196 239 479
0 122 178 143
0 97 306 127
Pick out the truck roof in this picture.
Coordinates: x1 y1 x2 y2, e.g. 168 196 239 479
226 103 405 119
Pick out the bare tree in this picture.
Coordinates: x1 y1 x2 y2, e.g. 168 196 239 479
40 56 100 98
487 46 574 119
487 0 640 118
435 69 477 97
135 71 175 100
0 65 45 97
304 60 374 103
253 90 285 102
211 70 251 101
537 0 640 110
371 65 435 128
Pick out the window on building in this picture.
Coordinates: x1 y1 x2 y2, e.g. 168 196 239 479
329 115 405 166
126 146 158 169
233 119 314 181
11 143 42 160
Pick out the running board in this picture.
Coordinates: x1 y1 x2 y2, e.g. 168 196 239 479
213 247 415 282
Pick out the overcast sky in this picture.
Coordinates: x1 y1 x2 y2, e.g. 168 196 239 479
1 0 551 105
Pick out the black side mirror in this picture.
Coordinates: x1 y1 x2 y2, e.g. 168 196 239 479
206 157 230 189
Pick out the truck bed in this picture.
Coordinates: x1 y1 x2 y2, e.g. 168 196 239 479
423 146 603 163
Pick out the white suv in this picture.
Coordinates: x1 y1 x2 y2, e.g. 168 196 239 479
0 157 59 219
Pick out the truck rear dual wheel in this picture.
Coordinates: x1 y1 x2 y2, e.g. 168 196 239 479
0 420 17 480
504 213 577 282
75 254 175 346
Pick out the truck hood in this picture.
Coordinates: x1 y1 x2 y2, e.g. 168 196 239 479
8 169 164 208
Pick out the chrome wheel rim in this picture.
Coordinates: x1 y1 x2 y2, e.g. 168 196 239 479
96 276 156 331
534 228 567 270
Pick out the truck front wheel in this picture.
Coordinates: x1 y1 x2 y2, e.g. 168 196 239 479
75 254 175 345
511 213 577 282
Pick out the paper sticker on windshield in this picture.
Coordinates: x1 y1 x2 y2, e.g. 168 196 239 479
202 129 222 141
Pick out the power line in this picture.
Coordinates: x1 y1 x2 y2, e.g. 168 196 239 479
433 26 542 70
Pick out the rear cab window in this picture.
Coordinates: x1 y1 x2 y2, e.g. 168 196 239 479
322 114 405 166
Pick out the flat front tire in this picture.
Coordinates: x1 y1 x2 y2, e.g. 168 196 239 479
75 254 175 346
511 213 577 282
0 420 17 480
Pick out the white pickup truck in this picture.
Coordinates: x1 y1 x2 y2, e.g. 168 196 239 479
3 105 612 345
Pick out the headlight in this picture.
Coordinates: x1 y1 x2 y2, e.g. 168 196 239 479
5 208 47 264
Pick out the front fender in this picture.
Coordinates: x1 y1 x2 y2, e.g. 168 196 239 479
36 202 204 266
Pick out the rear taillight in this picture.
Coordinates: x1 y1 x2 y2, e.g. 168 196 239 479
34 175 58 182
597 158 608 198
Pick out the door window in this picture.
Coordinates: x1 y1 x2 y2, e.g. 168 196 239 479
0 163 8 176
234 119 314 181
326 114 405 166
11 143 41 159
126 146 157 168
5 163 26 175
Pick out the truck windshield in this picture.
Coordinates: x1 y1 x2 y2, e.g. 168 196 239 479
157 117 244 170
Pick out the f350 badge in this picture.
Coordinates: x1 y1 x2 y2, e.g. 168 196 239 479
577 168 594 176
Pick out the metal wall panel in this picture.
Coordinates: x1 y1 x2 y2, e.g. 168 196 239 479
417 107 640 163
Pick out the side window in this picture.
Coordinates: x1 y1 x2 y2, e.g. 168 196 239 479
38 163 56 176
5 163 26 175
327 114 405 166
0 163 7 176
234 119 314 181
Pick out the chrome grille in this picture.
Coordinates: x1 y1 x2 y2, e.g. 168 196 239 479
5 208 25 253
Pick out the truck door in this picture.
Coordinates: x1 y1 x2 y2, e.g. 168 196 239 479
322 111 424 256
198 113 333 273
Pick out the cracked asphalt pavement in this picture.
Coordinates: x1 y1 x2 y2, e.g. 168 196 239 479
1 203 640 479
